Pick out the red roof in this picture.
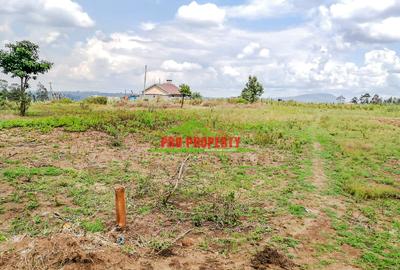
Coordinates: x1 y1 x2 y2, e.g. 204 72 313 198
158 83 181 95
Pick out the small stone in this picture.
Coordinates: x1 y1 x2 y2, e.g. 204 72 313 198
116 234 125 245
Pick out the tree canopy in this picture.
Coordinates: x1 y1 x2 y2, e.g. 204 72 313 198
0 40 53 115
241 76 264 103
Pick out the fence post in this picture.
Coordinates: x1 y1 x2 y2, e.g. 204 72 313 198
115 186 127 229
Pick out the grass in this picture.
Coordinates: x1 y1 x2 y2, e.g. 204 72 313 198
3 166 64 181
81 219 105 233
0 100 399 269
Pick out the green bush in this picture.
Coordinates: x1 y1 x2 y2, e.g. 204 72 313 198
227 97 248 104
83 96 108 105
53 98 73 104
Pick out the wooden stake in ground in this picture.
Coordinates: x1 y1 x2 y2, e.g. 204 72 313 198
115 186 127 229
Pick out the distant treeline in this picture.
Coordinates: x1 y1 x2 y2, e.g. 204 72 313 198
350 93 400 104
0 80 64 102
62 91 124 101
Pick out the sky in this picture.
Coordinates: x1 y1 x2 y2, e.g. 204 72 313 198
1 0 400 98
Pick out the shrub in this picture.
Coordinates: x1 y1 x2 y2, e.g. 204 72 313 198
83 96 108 105
53 98 73 104
227 97 248 104
191 192 242 228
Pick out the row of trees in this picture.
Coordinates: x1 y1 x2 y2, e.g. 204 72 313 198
0 80 63 104
351 93 400 104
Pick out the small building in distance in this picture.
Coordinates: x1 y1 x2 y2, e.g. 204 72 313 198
143 80 182 99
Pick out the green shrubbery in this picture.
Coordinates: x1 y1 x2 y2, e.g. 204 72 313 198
53 98 73 104
83 96 108 105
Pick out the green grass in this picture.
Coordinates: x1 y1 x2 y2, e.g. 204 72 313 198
3 166 64 181
81 219 105 233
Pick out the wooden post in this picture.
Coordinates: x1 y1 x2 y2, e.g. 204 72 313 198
115 186 127 229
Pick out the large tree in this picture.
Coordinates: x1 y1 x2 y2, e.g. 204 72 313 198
0 40 53 116
179 84 192 108
241 76 264 103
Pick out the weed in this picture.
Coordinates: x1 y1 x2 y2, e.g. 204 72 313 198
191 192 242 228
148 238 173 254
134 176 156 198
81 219 104 233
288 204 307 217
0 232 6 242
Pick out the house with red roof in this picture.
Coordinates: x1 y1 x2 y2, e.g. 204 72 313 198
143 80 182 99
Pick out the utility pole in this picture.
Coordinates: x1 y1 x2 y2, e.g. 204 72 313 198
143 65 147 96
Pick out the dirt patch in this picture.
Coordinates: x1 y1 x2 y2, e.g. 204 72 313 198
378 118 400 128
312 143 327 190
251 246 296 270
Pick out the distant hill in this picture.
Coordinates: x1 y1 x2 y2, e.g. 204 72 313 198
278 93 338 103
62 91 125 101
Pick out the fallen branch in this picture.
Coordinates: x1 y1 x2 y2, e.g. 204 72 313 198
156 228 194 255
162 155 191 205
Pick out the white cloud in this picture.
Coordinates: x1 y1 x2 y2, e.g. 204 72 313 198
237 42 260 58
0 22 10 33
317 0 400 43
176 1 226 25
329 0 395 20
161 60 202 72
140 22 157 31
359 17 400 42
259 48 270 58
68 32 149 80
225 0 292 19
43 31 61 44
0 0 94 28
222 66 240 77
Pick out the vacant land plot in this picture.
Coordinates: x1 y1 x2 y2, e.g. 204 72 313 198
0 102 399 270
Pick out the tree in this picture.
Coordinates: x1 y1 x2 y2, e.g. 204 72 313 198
336 95 345 104
359 93 370 104
351 97 358 104
0 40 53 116
179 84 192 108
241 76 264 103
6 83 22 101
36 82 49 102
191 91 202 100
0 79 7 99
371 94 382 104
0 79 7 107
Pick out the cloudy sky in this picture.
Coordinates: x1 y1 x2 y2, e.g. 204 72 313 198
1 0 400 98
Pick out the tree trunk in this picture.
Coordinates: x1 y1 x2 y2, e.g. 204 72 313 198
181 95 184 108
18 77 30 116
19 77 26 116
